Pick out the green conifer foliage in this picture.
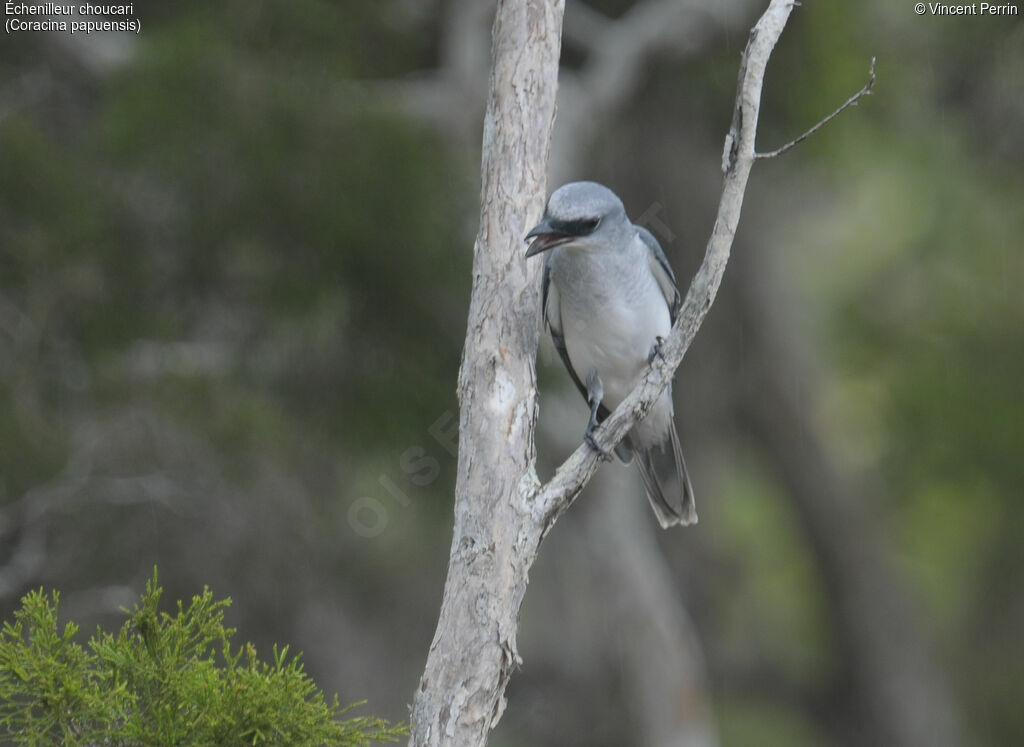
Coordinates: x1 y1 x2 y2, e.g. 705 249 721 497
0 570 406 746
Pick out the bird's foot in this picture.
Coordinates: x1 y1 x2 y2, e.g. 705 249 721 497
585 430 613 462
648 335 667 364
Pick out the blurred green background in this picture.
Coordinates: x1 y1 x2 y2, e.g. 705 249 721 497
1 1 1021 745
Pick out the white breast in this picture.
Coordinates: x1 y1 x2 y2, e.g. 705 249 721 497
549 239 674 450
562 283 669 408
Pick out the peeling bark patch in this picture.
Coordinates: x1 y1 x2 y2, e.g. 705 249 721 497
490 692 508 728
491 368 516 412
508 400 531 440
490 639 518 727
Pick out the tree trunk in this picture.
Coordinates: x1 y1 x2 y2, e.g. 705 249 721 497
408 1 565 743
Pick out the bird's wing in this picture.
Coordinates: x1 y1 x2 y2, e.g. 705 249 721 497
637 226 681 323
543 260 613 424
634 227 697 517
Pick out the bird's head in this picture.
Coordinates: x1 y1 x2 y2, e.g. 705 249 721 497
525 181 628 258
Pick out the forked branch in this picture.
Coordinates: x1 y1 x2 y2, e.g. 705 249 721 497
533 0 798 525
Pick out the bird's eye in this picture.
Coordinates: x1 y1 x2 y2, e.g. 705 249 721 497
579 218 600 234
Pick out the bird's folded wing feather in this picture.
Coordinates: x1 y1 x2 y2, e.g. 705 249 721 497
542 261 612 422
636 226 681 323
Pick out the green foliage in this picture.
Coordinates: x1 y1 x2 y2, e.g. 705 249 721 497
0 571 406 746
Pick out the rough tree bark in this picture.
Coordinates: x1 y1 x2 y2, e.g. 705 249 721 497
408 1 566 743
409 1 795 744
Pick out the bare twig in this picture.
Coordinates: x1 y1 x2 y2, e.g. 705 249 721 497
755 56 876 159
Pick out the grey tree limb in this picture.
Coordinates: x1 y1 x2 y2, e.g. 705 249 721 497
410 2 794 745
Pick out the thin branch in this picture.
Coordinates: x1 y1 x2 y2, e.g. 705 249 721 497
755 56 876 159
533 0 796 526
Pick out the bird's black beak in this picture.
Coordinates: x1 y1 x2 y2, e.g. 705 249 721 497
525 219 572 258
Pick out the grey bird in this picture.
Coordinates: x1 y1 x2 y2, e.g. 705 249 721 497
526 181 697 527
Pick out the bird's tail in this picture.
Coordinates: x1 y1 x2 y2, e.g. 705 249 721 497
633 420 697 528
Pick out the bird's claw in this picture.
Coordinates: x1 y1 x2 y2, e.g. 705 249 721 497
648 335 667 364
585 431 613 462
